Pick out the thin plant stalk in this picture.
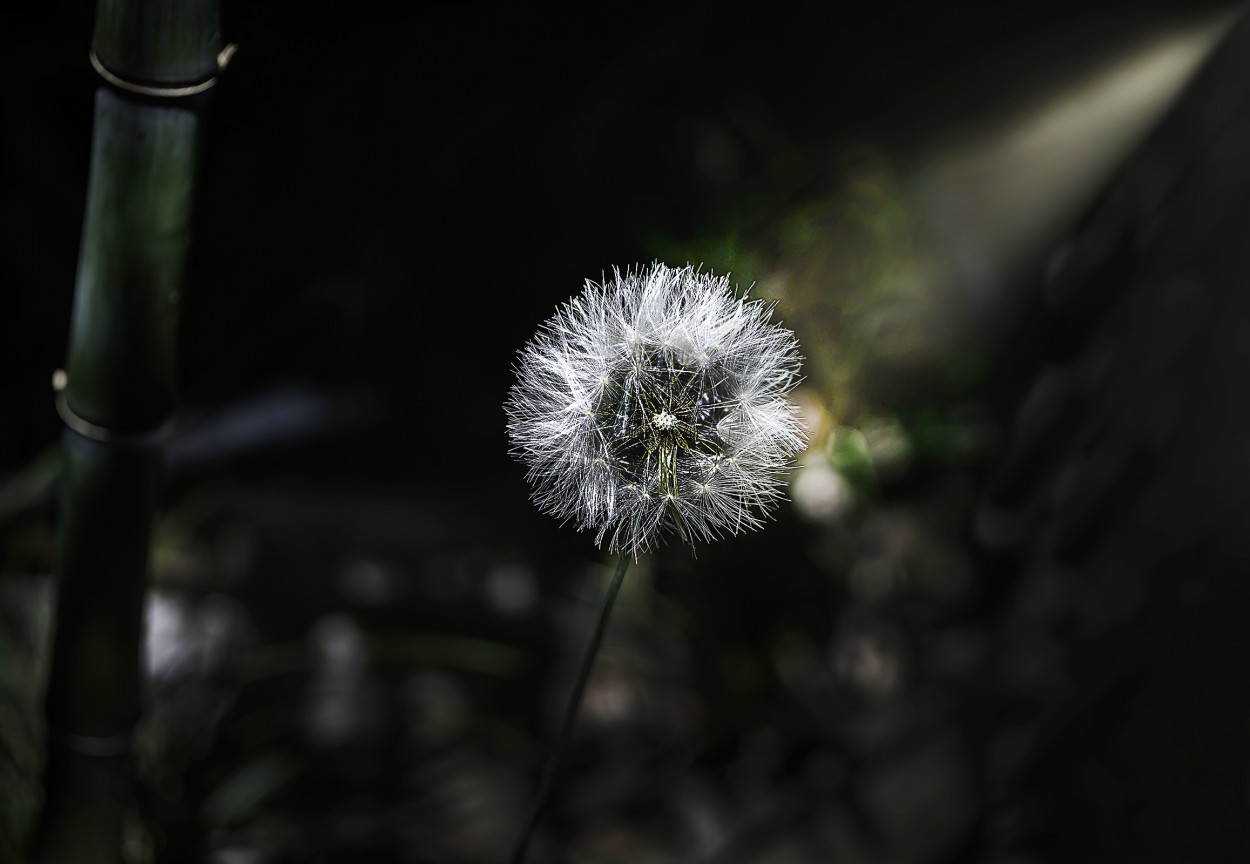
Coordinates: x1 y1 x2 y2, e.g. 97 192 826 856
510 555 631 864
31 2 220 861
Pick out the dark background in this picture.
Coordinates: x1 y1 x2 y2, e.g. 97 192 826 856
3 0 1231 487
4 2 1250 862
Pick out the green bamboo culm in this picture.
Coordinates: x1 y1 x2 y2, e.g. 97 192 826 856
93 0 222 87
30 2 221 862
510 556 631 864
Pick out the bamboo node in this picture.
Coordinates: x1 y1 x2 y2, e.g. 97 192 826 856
89 47 235 98
55 392 173 448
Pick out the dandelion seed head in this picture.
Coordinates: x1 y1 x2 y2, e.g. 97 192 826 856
505 262 807 556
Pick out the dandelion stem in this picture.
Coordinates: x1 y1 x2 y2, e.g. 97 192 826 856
510 554 631 864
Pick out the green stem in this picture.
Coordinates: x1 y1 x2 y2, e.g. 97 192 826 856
509 555 631 864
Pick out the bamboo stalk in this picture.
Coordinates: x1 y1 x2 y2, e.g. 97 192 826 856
63 90 194 433
31 3 220 861
93 0 222 87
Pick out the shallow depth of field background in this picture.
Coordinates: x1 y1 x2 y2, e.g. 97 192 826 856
3 2 1249 862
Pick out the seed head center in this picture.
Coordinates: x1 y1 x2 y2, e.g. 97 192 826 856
652 411 678 430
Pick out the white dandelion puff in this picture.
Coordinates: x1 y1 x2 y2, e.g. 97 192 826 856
505 262 807 556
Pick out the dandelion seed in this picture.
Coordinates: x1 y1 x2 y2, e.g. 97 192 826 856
505 262 807 556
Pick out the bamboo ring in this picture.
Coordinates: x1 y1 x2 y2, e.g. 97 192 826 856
89 43 237 98
56 392 173 448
